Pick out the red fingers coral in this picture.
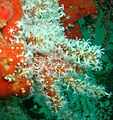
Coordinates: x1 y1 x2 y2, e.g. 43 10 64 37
0 42 25 76
11 75 33 98
0 0 33 99
0 41 33 99
59 0 97 39
59 0 97 27
0 73 33 99
0 0 13 28
65 21 82 39
2 0 23 42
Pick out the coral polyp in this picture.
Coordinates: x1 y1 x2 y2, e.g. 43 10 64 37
0 0 113 120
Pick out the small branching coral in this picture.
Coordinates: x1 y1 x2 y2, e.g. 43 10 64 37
17 0 111 111
0 0 112 119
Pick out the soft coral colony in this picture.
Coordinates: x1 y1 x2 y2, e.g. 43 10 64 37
0 0 112 119
0 0 33 99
